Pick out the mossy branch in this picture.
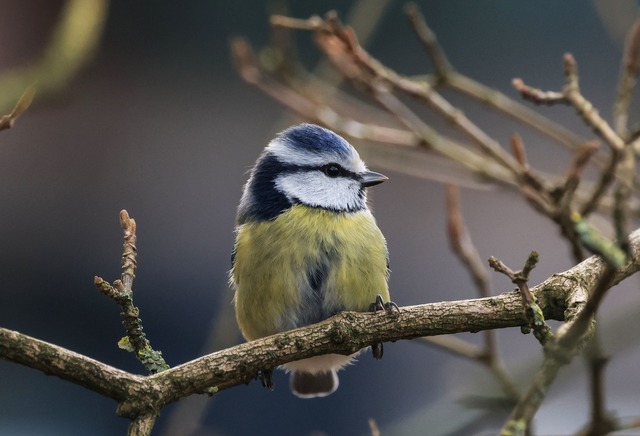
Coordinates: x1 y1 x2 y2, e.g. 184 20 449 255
2 227 639 429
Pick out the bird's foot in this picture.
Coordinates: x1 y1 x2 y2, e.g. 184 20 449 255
369 294 399 360
372 342 384 360
257 369 274 390
369 294 399 313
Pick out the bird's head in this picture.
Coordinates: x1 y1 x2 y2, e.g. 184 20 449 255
238 124 387 222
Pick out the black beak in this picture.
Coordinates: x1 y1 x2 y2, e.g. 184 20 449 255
361 171 388 187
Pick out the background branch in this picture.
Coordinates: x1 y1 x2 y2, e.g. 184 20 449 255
0 0 108 112
0 85 36 132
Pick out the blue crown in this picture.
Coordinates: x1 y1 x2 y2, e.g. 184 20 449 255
278 124 352 159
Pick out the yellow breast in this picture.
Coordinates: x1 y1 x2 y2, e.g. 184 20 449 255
232 204 389 341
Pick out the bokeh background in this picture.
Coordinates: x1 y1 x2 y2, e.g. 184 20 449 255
1 1 640 435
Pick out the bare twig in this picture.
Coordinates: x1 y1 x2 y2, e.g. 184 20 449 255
489 252 553 345
272 12 523 176
577 332 615 436
368 418 381 436
446 186 491 297
404 3 453 77
563 54 625 153
558 141 600 209
580 150 622 216
0 85 36 132
95 210 169 374
445 185 520 400
613 146 636 255
418 335 485 360
512 78 566 105
501 265 619 435
515 55 625 153
613 19 640 140
407 3 586 151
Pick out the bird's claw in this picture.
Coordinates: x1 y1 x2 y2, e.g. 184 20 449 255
369 294 399 313
257 369 274 390
369 294 398 360
372 342 384 360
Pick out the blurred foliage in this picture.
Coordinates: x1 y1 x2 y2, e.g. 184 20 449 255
0 0 108 113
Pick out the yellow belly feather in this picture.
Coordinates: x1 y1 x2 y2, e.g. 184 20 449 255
232 204 389 341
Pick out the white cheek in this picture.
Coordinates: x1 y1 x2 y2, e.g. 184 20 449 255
274 172 365 211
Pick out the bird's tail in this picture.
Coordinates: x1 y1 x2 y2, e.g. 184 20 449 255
290 370 338 398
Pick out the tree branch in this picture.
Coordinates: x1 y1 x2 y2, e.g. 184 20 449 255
2 227 639 422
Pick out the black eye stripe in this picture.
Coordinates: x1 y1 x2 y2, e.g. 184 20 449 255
268 155 359 180
319 163 358 179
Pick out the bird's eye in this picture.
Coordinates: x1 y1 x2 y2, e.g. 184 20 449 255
322 163 342 178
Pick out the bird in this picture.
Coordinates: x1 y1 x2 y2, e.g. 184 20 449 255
231 123 392 398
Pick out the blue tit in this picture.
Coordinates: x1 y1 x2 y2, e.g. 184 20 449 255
231 123 390 398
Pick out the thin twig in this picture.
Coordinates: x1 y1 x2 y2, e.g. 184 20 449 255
580 150 622 216
0 85 36 132
577 331 614 436
563 54 625 152
613 18 640 140
446 186 491 297
613 147 636 255
489 252 553 345
418 335 485 360
513 54 625 153
95 210 169 374
368 418 381 436
274 12 523 176
406 3 586 151
445 185 520 400
404 3 453 77
501 266 618 435
558 141 600 210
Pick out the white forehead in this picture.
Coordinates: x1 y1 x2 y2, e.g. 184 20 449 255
266 137 367 173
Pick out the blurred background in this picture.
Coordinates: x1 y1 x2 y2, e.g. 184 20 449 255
1 0 639 435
